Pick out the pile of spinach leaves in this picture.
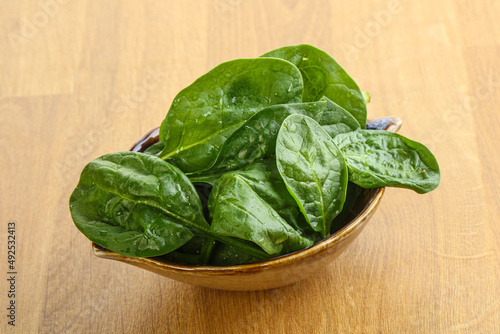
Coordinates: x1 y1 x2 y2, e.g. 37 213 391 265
70 45 440 265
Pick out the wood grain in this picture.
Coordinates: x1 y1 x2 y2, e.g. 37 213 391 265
1 0 499 332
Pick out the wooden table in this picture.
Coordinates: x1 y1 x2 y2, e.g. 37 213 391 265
2 1 499 332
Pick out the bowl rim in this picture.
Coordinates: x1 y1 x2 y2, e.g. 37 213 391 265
93 116 400 274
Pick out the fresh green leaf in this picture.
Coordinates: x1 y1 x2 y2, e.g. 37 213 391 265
334 130 441 193
69 152 206 257
209 161 314 255
188 174 223 186
143 141 164 156
199 238 216 264
209 160 311 231
319 97 360 138
276 114 349 237
201 101 326 175
197 98 359 178
70 152 270 259
261 44 367 128
158 58 304 173
69 45 442 266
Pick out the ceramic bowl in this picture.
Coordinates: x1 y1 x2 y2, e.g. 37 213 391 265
92 117 402 291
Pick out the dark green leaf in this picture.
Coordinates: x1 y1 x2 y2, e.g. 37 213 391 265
188 174 222 186
334 130 441 193
158 58 303 173
197 98 359 178
209 160 310 231
202 101 326 175
209 161 314 255
177 236 206 255
69 152 207 257
70 152 270 260
261 44 367 128
143 141 164 156
276 114 349 237
319 97 360 138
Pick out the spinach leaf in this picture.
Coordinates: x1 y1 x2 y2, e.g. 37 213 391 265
188 174 222 186
334 130 441 193
209 160 311 231
261 44 367 128
69 45 442 266
209 161 314 255
319 97 360 138
69 152 205 257
197 97 359 178
143 141 164 156
201 101 327 175
70 152 270 259
158 58 304 173
276 114 349 238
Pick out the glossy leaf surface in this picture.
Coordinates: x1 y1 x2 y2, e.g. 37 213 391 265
334 130 441 193
143 141 164 156
261 44 367 128
209 160 310 231
209 161 314 255
203 101 326 175
319 97 360 138
276 114 349 237
158 58 303 173
69 152 208 257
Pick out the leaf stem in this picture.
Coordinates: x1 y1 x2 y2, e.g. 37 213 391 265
199 238 216 264
189 173 225 185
